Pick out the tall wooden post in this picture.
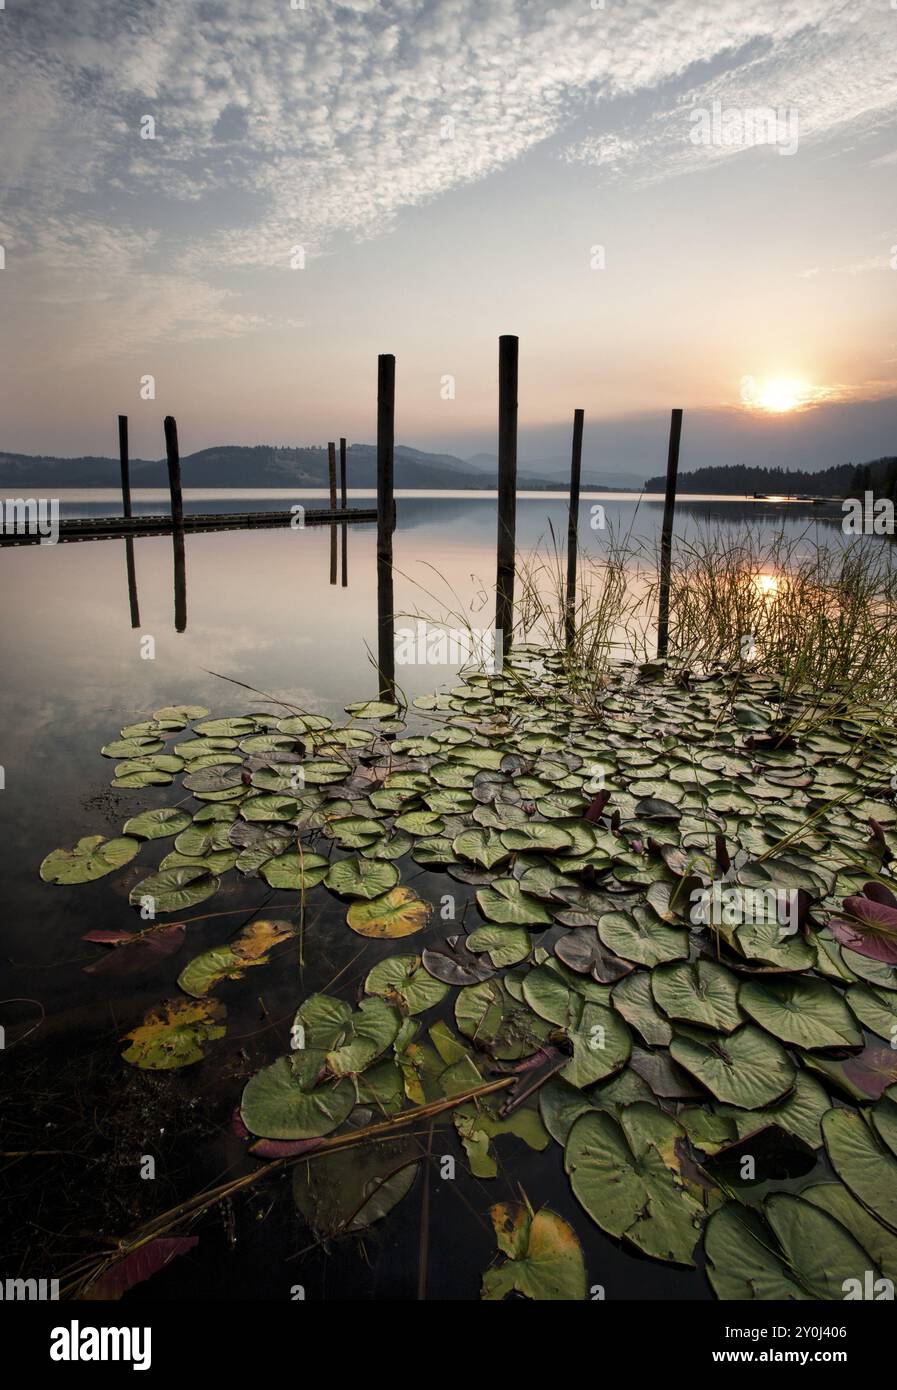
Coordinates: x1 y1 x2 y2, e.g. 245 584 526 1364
656 408 683 659
328 441 337 511
339 438 348 587
163 416 186 633
377 356 396 699
118 415 132 519
495 335 518 652
163 416 184 530
328 441 338 584
565 408 584 647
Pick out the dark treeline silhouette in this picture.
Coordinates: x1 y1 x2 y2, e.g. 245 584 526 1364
643 457 897 499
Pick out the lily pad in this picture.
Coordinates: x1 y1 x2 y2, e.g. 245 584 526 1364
481 1203 586 1301
739 976 863 1050
122 998 226 1070
40 835 140 885
347 886 432 938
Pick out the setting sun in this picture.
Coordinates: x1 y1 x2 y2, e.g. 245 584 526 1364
756 378 805 413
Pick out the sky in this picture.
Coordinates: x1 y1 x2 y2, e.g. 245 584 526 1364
1 0 896 478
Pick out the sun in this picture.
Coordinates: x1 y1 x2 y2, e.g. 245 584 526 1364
756 378 804 413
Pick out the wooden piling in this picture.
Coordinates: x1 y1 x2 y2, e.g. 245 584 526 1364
655 408 683 659
328 441 338 585
377 355 396 699
495 335 519 649
118 415 132 519
564 408 584 647
340 437 348 587
163 416 185 530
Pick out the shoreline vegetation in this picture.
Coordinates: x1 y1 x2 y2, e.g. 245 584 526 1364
11 526 897 1301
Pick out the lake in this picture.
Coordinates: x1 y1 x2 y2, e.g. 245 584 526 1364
0 490 858 1300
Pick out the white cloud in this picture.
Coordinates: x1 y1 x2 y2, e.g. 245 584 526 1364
2 0 896 359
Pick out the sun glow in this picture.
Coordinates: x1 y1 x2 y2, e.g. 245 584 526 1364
751 572 781 600
756 378 804 413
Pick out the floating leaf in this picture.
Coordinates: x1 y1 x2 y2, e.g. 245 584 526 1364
476 879 553 927
597 907 688 966
177 919 294 997
670 1024 795 1109
260 852 329 890
40 835 139 885
128 865 220 913
739 976 863 1050
823 1107 897 1233
651 960 742 1033
454 1104 550 1179
325 856 399 899
481 1204 586 1301
122 998 226 1070
240 1053 355 1139
123 808 192 841
565 1104 708 1265
364 954 449 1014
347 886 432 938
466 924 532 968
830 894 897 965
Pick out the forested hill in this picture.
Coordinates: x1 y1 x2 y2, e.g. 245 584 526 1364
642 458 897 497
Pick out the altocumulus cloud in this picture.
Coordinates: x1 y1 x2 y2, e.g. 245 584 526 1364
1 0 895 360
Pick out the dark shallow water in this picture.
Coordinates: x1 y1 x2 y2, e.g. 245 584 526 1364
0 495 849 1300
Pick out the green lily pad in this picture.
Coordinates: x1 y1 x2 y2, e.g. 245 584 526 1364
364 955 449 1014
565 1104 708 1265
123 808 192 841
670 1024 795 1109
476 879 553 927
128 865 220 913
651 960 742 1034
325 856 400 899
41 835 140 885
240 1053 355 1139
739 976 863 1050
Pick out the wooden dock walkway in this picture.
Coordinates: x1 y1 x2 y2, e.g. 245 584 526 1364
0 507 377 546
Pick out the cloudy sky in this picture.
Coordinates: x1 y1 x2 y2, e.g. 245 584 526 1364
1 0 896 476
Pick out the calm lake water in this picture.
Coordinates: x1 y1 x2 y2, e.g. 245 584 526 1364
0 491 850 1300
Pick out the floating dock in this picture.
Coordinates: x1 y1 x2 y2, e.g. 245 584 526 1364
0 507 377 546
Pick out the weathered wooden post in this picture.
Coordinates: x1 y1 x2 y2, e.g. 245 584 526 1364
339 437 348 587
328 441 338 584
328 441 338 511
163 416 186 633
377 355 396 699
656 408 683 659
565 408 584 647
495 335 519 657
163 416 185 530
118 415 132 519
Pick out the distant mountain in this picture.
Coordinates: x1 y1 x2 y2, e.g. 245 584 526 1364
466 452 639 489
0 443 571 490
642 458 897 498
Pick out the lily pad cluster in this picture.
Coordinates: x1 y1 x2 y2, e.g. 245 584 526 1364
40 652 897 1298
